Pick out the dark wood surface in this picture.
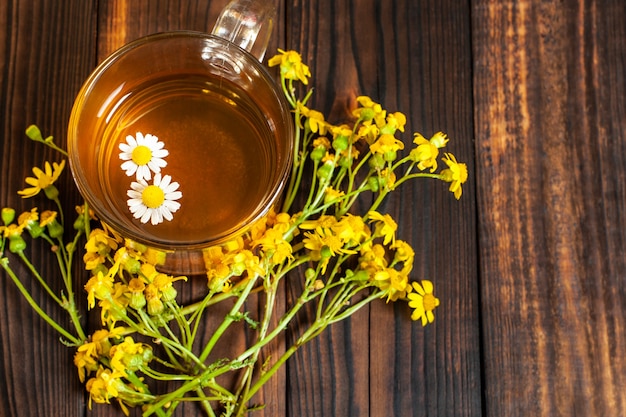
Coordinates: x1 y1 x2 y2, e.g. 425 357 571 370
0 0 623 416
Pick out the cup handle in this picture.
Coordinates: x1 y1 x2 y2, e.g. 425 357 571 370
211 0 276 61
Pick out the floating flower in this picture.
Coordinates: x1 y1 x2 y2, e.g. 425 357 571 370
126 173 182 225
18 160 65 198
408 280 440 326
119 132 169 181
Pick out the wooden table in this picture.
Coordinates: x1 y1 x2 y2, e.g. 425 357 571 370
1 1 624 416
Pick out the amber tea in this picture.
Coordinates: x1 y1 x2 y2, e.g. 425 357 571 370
88 74 278 245
68 32 293 263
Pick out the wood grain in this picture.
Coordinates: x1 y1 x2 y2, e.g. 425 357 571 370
3 0 625 416
0 1 96 416
284 1 481 416
473 0 626 416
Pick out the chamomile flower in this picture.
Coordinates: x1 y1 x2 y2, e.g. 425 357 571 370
119 132 169 181
126 173 182 225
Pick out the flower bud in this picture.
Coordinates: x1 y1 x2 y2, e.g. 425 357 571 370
320 245 333 259
73 214 85 231
142 346 154 363
332 135 349 152
44 185 59 200
160 285 177 303
338 154 352 168
368 153 385 170
26 222 45 239
368 177 380 192
129 291 147 310
47 219 64 238
147 297 164 316
359 108 375 121
2 208 15 225
305 268 316 281
316 163 333 181
9 235 27 253
310 146 326 161
383 150 398 162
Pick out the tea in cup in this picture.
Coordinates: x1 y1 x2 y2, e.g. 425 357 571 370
67 1 293 273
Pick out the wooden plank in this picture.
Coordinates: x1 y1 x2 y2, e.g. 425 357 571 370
0 1 97 417
473 0 626 415
284 1 482 416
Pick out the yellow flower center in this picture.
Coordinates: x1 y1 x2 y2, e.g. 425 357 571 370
141 185 165 209
131 145 152 165
423 294 438 311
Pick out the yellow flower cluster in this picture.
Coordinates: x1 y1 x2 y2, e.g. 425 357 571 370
83 229 186 324
73 327 153 413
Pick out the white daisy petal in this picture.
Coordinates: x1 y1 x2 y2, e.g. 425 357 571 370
165 191 182 201
150 210 163 225
157 174 170 188
118 132 169 181
140 209 152 224
126 173 182 226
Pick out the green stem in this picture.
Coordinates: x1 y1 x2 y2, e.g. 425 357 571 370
16 251 64 305
232 274 279 416
197 276 258 364
1 259 81 345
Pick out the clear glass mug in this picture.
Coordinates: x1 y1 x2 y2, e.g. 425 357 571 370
67 0 293 274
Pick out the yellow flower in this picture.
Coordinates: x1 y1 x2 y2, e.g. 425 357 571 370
391 240 415 275
333 214 371 245
85 271 115 310
353 96 386 127
297 102 328 134
38 210 57 227
410 132 448 172
359 244 388 275
17 208 38 227
86 366 126 407
128 277 147 310
384 112 407 133
357 123 380 144
367 211 397 245
323 186 345 205
369 134 404 160
74 350 99 383
231 250 264 278
203 246 234 282
373 267 410 302
75 327 125 381
84 229 120 271
109 336 149 374
252 213 294 265
440 153 468 199
85 258 121 309
407 280 440 326
312 136 332 150
268 49 311 85
17 208 45 237
98 282 130 325
18 160 65 198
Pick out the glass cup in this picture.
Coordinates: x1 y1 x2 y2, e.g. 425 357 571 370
67 0 293 274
